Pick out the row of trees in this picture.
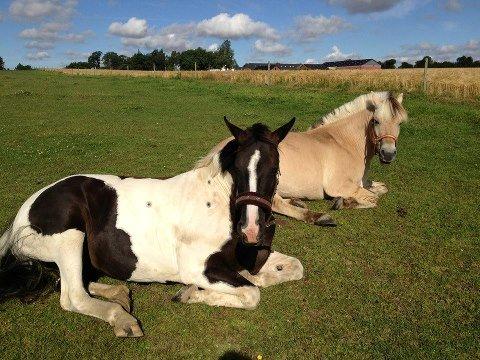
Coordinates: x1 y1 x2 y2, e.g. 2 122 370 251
0 57 33 70
66 40 238 71
380 55 480 69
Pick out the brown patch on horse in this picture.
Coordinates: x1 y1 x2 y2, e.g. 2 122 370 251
28 176 138 281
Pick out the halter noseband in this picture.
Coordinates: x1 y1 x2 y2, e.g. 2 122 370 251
235 191 273 212
369 120 397 154
234 191 275 248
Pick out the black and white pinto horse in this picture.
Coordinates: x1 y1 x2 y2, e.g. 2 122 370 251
0 118 304 337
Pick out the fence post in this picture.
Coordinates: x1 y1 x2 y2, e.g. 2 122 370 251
423 57 429 93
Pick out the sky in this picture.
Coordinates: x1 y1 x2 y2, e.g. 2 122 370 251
0 0 478 68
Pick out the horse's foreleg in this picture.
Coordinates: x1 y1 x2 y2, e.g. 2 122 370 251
173 269 260 309
56 230 142 337
332 187 378 210
88 282 131 312
272 194 336 226
240 251 304 287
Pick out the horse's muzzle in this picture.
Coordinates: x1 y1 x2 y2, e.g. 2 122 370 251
379 149 396 163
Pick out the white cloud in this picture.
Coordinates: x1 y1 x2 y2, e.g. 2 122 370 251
25 40 54 49
20 24 60 40
327 0 403 14
444 0 461 11
383 39 480 62
10 0 77 20
122 33 192 52
108 17 148 38
119 22 196 52
64 50 90 60
324 45 358 61
26 50 50 60
109 13 281 53
294 15 351 42
254 40 291 55
64 29 94 43
20 23 93 44
304 58 317 64
197 13 279 40
208 43 219 51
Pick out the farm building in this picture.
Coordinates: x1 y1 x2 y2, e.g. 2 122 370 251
322 59 381 70
242 59 380 70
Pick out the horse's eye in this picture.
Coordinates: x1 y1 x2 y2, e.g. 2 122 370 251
373 119 380 125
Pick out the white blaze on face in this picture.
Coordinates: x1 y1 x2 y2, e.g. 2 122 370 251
243 149 261 243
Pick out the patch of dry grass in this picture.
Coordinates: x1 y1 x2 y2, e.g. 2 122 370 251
53 68 480 100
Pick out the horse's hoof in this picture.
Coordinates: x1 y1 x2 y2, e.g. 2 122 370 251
314 214 337 227
113 319 143 338
332 197 344 210
172 285 197 303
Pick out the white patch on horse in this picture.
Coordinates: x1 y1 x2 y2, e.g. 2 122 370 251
244 150 261 242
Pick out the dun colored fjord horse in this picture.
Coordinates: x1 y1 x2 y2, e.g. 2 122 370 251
0 118 304 337
211 91 407 224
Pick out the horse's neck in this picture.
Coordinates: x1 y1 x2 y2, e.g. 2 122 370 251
310 110 375 158
170 166 233 240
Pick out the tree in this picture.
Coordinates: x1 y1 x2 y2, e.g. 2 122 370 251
381 59 396 69
88 51 102 68
179 48 214 70
213 40 237 69
0 57 5 70
128 51 149 70
398 61 413 69
148 49 166 71
15 63 32 70
66 61 91 69
415 56 433 68
167 51 181 70
456 55 474 68
102 52 125 69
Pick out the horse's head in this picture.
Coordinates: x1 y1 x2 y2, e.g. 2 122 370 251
368 92 408 164
221 117 295 246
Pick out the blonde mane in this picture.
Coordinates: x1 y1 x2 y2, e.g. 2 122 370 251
309 91 391 129
194 146 223 178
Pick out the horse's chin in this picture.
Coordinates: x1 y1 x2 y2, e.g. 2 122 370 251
379 157 393 165
237 232 260 247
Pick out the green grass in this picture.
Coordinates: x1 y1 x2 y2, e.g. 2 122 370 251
0 71 479 359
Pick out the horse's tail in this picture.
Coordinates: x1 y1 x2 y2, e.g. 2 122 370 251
0 224 59 304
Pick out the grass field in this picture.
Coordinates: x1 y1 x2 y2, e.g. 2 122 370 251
56 67 480 100
0 71 479 359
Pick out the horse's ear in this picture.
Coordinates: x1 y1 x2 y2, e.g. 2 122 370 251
224 116 244 140
396 93 404 104
272 117 296 143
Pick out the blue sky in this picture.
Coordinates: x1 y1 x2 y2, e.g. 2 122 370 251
0 0 478 68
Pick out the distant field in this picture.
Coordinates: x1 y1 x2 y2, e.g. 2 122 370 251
0 71 479 359
55 67 480 100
